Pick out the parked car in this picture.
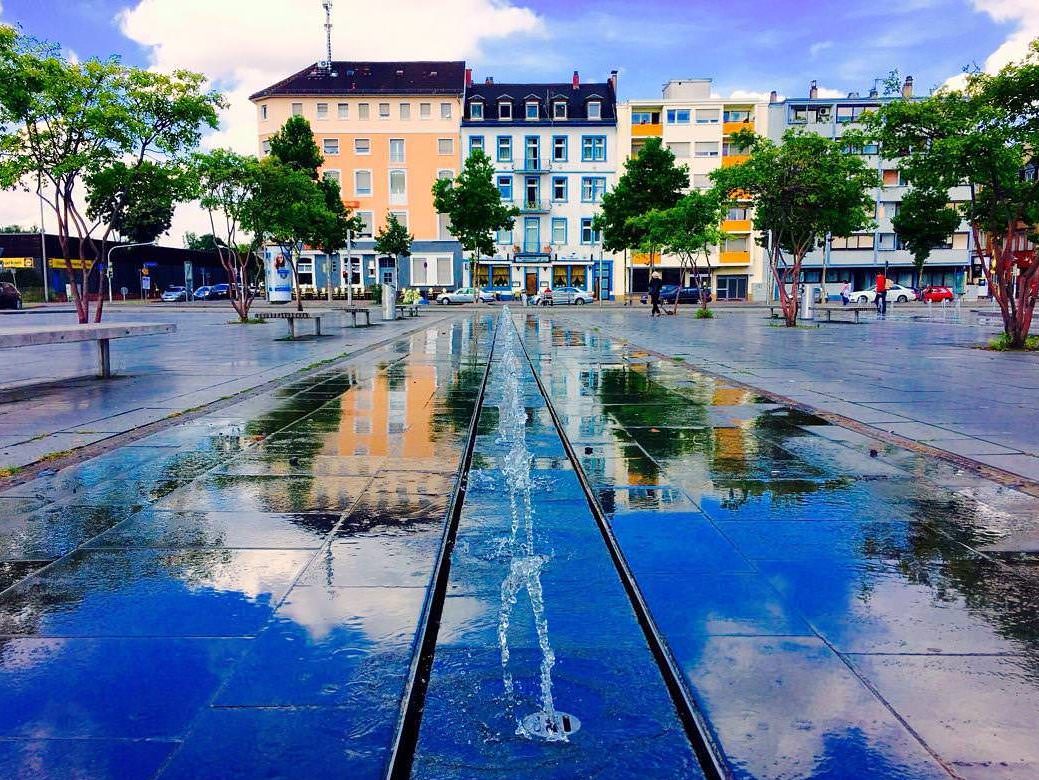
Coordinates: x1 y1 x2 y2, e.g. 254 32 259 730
660 284 712 305
193 285 212 300
0 282 22 310
849 283 917 304
209 283 230 300
436 287 495 305
161 285 186 302
533 286 594 306
919 285 954 302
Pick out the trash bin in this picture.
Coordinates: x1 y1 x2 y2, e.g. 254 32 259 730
382 283 396 321
801 284 816 320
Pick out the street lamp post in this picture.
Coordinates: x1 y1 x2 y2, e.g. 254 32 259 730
37 191 49 303
107 241 156 302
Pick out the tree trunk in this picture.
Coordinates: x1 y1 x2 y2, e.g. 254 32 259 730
768 245 800 327
977 222 1038 348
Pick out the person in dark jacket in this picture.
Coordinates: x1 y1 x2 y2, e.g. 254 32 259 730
648 272 663 317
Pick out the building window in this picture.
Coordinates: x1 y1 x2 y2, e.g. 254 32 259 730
356 211 374 237
497 175 513 201
441 102 452 119
337 102 348 119
553 101 567 119
420 102 431 119
581 176 606 203
497 228 513 245
830 233 875 250
323 169 341 184
666 108 690 124
695 108 719 124
551 217 567 244
355 138 371 154
260 104 268 120
694 141 719 157
498 101 512 120
389 138 405 162
631 110 660 125
358 103 370 120
394 103 407 120
437 169 454 180
726 206 750 220
261 139 271 155
581 135 606 162
587 100 602 120
580 218 601 244
667 141 690 158
355 170 372 196
723 109 751 123
552 176 567 202
316 103 329 120
469 136 484 155
438 138 454 155
389 170 407 203
497 136 512 163
291 102 303 116
470 101 484 120
389 210 408 228
377 102 389 118
692 173 711 189
551 136 567 162
836 104 871 123
723 236 749 252
322 138 339 155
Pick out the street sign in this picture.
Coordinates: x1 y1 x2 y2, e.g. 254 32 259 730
141 276 151 290
49 258 92 270
143 261 158 268
0 257 34 269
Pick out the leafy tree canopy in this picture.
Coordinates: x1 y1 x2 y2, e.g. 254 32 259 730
630 189 728 259
373 212 414 259
86 160 191 243
890 188 962 277
432 149 517 260
267 115 323 179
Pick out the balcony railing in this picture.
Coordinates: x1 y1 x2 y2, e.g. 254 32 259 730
719 250 750 265
513 158 551 174
518 200 550 213
721 155 750 168
632 123 663 137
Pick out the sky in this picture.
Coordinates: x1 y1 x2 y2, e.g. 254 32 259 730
0 0 1035 241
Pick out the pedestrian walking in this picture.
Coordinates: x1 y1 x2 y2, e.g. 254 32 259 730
648 272 663 317
875 272 887 316
840 280 851 306
521 291 528 307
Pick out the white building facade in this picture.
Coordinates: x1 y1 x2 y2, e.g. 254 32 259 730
461 71 621 299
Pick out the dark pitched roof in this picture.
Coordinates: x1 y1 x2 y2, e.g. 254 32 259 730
463 81 617 124
250 61 466 100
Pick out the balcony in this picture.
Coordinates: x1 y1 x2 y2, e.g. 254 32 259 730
721 155 750 168
719 250 750 265
518 200 550 214
513 159 551 174
632 123 663 137
723 120 754 136
721 219 751 233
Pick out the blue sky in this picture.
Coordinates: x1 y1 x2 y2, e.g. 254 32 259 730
0 0 1021 99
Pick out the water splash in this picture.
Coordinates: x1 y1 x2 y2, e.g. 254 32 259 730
493 307 578 742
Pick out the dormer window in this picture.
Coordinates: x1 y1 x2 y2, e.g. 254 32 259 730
498 101 512 120
553 101 567 120
587 100 602 120
525 101 539 120
470 100 484 120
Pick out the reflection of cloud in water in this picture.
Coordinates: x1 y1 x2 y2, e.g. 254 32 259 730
277 587 422 645
0 638 69 671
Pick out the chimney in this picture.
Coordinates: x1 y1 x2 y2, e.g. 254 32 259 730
465 68 472 88
869 87 878 97
769 89 778 104
609 69 618 93
902 75 913 98
809 80 818 99
572 70 580 90
485 76 494 85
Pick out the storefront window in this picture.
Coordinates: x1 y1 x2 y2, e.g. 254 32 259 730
570 266 586 288
475 266 489 286
553 266 568 287
492 265 510 287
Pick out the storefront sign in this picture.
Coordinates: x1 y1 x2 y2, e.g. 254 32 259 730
0 257 35 269
49 258 93 270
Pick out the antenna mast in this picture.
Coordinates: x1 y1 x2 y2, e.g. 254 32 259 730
321 1 333 68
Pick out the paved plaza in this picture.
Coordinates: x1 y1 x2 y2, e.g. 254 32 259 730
0 307 1037 778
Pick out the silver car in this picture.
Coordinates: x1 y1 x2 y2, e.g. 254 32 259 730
533 286 593 306
437 287 495 304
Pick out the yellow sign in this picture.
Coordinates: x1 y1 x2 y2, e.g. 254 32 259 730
49 258 93 270
0 257 35 269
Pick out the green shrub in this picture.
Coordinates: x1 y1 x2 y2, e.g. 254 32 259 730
694 307 714 319
988 333 1039 351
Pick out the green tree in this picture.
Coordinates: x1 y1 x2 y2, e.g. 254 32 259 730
86 160 191 244
267 115 323 178
862 41 1039 348
432 149 517 290
891 188 962 289
711 129 879 326
594 137 688 292
630 190 728 315
373 212 414 296
0 26 223 323
0 224 35 233
315 176 364 302
183 231 223 251
193 149 264 322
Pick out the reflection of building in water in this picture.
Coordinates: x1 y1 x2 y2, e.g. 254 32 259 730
332 364 439 458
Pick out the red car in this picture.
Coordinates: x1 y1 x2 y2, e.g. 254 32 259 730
920 285 954 302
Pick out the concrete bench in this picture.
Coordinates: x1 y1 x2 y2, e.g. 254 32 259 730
339 307 372 327
396 304 419 318
256 310 329 339
816 303 874 323
0 322 176 378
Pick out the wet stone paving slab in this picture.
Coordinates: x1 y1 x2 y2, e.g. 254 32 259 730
1 309 1039 778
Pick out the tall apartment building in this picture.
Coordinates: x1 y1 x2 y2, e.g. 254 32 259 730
767 79 973 292
460 70 620 298
617 79 770 300
250 61 466 294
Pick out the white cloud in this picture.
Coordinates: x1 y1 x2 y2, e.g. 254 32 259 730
809 40 833 58
116 0 545 242
727 89 783 102
971 0 1039 72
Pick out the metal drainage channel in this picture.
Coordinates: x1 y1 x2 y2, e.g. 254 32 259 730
513 316 731 780
384 316 499 780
